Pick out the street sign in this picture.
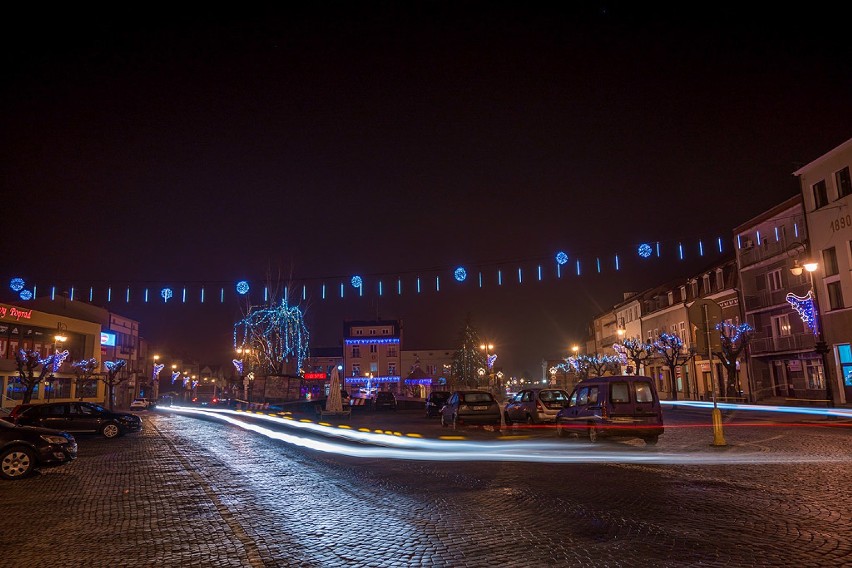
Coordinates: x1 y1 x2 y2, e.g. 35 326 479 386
688 299 723 354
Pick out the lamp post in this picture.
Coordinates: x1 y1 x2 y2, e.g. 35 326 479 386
479 342 495 392
48 325 68 402
790 260 835 408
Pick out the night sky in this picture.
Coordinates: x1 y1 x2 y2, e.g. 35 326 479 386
3 3 851 375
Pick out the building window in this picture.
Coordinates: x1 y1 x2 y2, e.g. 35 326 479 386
370 345 377 354
836 166 852 199
716 269 724 289
352 364 360 376
823 247 839 276
679 321 686 340
771 314 791 337
703 274 711 294
805 360 824 389
388 362 396 375
767 269 783 292
813 179 828 208
351 346 360 358
387 347 397 357
355 329 363 335
827 281 844 310
667 291 673 305
370 330 376 335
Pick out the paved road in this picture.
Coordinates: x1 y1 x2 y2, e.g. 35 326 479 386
1 406 849 567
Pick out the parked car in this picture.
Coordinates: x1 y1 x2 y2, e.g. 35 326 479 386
440 390 501 431
425 390 451 418
555 375 664 445
129 398 152 411
0 420 77 480
10 402 143 439
374 391 397 410
504 388 571 425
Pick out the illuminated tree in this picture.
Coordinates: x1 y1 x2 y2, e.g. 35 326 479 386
14 350 55 404
72 358 99 400
450 316 488 389
102 359 128 410
614 338 654 376
563 353 620 380
652 333 696 401
713 322 754 399
234 299 309 377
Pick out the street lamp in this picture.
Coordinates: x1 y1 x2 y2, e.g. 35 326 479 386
790 260 835 408
479 342 495 391
571 345 579 356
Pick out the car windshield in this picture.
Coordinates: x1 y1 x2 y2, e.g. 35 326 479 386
461 392 494 403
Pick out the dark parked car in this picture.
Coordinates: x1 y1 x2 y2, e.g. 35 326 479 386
440 390 501 431
0 420 77 480
555 375 664 445
374 391 397 410
504 388 571 425
10 402 142 439
425 391 451 418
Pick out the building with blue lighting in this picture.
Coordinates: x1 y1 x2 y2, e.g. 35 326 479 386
342 319 402 395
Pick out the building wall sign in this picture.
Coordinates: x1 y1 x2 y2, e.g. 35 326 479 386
303 372 326 379
101 331 116 346
0 304 32 321
718 298 739 309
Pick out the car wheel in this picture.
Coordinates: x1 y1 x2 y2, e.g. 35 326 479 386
644 435 659 446
0 446 36 480
525 414 535 426
555 419 567 438
503 412 513 426
101 423 122 439
587 423 599 443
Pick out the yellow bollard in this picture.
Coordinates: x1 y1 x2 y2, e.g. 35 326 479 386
711 407 727 447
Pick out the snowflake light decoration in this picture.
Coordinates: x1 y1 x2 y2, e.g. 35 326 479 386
351 275 362 288
10 277 25 292
638 243 652 258
236 280 250 295
19 290 32 300
161 288 173 302
786 292 817 332
555 251 568 265
454 267 467 282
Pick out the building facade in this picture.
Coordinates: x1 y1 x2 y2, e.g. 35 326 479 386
342 320 402 395
794 137 852 404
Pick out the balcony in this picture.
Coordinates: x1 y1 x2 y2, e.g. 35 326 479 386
744 283 811 312
749 331 816 355
738 238 797 268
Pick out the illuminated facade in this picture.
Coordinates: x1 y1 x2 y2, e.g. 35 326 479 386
342 319 402 394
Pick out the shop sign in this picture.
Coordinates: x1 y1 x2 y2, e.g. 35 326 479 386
303 372 326 379
0 304 32 321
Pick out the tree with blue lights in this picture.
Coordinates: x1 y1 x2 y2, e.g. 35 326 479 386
102 359 128 410
713 322 754 400
14 350 55 404
72 358 100 400
450 315 488 390
564 353 621 380
234 298 309 379
614 337 655 376
652 333 696 401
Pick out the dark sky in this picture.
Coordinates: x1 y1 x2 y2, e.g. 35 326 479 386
2 2 851 375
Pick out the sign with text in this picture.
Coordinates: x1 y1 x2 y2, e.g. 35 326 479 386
101 331 116 346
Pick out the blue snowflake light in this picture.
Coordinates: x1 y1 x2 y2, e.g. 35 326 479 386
10 278 25 292
236 280 250 295
161 288 173 302
454 267 467 282
638 243 652 258
351 275 362 288
19 290 32 300
556 251 568 265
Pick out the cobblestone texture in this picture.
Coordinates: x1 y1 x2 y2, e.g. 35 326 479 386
0 407 849 567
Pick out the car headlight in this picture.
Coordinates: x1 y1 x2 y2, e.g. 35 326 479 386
41 434 70 444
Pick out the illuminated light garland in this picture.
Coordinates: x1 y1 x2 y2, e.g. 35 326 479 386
715 321 754 344
236 280 249 295
487 354 497 370
10 277 25 292
638 244 652 258
161 288 173 302
556 252 568 265
19 290 32 300
351 275 362 289
786 292 817 332
344 338 400 345
454 267 467 282
152 363 164 382
344 376 400 384
171 371 180 384
51 350 69 373
232 359 244 375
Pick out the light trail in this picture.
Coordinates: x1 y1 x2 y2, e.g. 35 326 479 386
161 405 849 466
660 399 852 419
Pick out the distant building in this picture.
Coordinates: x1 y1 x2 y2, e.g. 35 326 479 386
342 320 402 394
400 349 454 398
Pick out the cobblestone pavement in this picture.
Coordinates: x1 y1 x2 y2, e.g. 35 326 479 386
0 406 849 568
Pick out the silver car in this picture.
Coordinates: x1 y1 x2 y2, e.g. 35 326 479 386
504 388 571 425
